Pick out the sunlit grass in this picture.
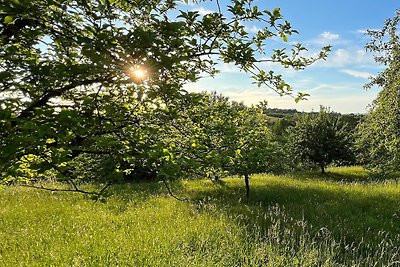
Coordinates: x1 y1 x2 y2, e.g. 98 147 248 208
1 167 399 266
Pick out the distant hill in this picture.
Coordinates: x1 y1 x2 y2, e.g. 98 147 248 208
263 108 302 118
264 108 364 134
264 108 364 119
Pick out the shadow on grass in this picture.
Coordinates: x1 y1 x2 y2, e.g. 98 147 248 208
98 169 400 265
106 179 189 203
290 168 400 184
186 175 400 246
105 169 400 248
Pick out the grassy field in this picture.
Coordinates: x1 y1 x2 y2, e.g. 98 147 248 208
1 166 400 266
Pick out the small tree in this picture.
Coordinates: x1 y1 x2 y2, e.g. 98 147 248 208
166 94 280 198
227 104 280 198
287 107 353 174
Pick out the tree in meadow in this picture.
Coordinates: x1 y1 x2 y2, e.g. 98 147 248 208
287 107 354 174
161 93 282 199
227 104 281 198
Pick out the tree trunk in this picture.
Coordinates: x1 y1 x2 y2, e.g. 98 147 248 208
244 174 250 199
320 163 325 174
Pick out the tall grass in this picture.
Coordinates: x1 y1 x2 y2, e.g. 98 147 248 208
1 166 399 266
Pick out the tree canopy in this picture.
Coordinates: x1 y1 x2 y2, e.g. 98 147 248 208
0 0 330 196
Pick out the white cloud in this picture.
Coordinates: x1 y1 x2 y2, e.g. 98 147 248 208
356 29 368 35
326 48 351 66
262 84 378 114
219 63 242 73
309 31 341 45
321 32 340 41
191 7 214 16
237 20 262 34
355 28 380 35
209 87 377 114
340 69 373 79
245 25 262 33
183 78 378 114
314 48 376 68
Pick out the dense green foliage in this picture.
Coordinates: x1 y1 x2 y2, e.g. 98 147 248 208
0 0 330 195
287 107 355 174
1 167 400 266
356 10 400 174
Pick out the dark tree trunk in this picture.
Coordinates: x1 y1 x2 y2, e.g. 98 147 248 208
244 174 250 199
320 163 325 174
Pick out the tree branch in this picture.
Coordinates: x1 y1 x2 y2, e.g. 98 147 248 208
18 76 112 119
160 176 188 201
20 181 113 200
21 184 99 195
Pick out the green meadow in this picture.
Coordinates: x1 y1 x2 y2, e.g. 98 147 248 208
1 166 400 266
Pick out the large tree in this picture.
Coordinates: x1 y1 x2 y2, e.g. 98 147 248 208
355 10 400 174
0 0 330 195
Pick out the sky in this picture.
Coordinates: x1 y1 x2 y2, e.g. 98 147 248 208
181 0 399 114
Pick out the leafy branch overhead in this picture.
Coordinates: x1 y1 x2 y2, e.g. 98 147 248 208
0 0 330 113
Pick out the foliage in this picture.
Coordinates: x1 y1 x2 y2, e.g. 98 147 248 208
151 92 284 197
355 10 400 174
287 107 355 174
0 0 330 192
226 104 284 197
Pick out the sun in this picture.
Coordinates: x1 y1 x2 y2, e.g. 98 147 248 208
133 69 145 78
129 66 147 81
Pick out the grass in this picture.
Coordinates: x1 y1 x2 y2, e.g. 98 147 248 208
1 166 400 266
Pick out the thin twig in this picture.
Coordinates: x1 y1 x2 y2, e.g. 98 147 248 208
98 181 113 196
21 184 99 195
216 0 222 15
160 176 188 201
21 181 113 199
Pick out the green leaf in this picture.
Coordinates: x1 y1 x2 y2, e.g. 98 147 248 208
46 138 56 144
4 16 14 24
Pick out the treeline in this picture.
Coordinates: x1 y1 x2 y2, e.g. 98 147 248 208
264 107 363 121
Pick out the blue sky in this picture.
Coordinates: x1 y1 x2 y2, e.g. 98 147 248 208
182 1 399 113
